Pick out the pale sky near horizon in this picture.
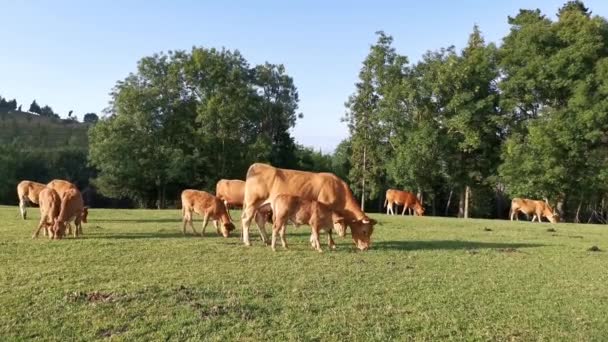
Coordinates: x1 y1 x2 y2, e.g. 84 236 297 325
2 1 607 152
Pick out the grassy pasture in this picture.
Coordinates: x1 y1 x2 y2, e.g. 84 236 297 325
1 206 607 341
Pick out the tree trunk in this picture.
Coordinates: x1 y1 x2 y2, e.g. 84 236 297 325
360 146 366 211
445 189 453 216
464 185 471 219
458 189 465 218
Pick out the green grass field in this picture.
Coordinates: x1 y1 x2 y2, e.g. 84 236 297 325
1 206 607 341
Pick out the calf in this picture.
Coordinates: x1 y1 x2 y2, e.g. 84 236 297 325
17 180 46 220
181 189 236 237
32 188 61 239
271 194 345 252
52 188 87 238
510 198 559 223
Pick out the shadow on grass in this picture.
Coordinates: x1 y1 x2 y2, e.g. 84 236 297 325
373 240 544 251
92 232 228 239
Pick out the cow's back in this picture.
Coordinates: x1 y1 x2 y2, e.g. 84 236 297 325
48 179 78 198
246 163 350 211
39 188 61 218
18 180 46 203
58 188 84 221
215 179 245 205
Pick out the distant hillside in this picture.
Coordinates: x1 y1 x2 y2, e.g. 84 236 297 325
0 110 89 148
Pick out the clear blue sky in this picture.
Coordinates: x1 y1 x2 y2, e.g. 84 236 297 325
2 1 607 152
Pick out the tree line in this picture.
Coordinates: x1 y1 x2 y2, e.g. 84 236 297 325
345 1 608 222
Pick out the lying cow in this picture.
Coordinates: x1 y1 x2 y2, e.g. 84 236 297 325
17 180 46 220
241 163 376 251
510 198 559 223
384 189 425 216
271 194 345 252
181 189 236 237
32 188 61 239
52 188 87 238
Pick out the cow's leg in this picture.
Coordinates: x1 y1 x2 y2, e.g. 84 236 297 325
271 222 280 252
254 210 270 244
327 229 336 250
75 218 82 237
402 205 408 216
279 224 288 250
188 213 198 235
201 214 210 236
19 197 27 220
32 217 46 238
311 226 322 252
241 201 263 246
182 214 189 235
214 220 220 235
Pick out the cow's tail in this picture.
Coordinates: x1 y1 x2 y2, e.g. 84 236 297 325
383 197 388 208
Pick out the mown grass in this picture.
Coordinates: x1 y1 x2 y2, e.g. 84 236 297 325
1 206 607 341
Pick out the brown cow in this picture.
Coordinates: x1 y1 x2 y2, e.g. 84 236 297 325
32 188 61 239
510 198 559 223
241 163 376 251
215 179 246 209
17 180 46 220
271 194 345 252
181 189 236 237
47 179 89 229
384 189 425 216
52 188 87 238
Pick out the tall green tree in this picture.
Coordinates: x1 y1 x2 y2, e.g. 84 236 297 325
345 31 405 210
499 1 608 217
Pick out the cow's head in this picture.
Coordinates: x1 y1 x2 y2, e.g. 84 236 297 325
51 220 66 239
221 222 236 238
414 204 425 216
332 214 346 237
543 204 559 224
349 217 376 251
546 211 560 223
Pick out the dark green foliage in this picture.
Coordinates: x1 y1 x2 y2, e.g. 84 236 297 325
28 100 41 114
83 113 99 124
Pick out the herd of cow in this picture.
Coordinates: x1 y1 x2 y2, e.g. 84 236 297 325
16 163 558 251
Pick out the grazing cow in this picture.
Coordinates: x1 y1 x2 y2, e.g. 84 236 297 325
241 163 376 251
17 180 46 220
510 198 559 223
32 188 61 239
52 188 87 238
271 194 345 252
384 189 425 216
181 189 236 237
47 179 89 230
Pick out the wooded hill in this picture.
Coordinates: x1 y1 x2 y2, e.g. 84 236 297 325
0 110 89 148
